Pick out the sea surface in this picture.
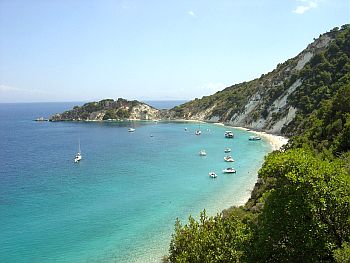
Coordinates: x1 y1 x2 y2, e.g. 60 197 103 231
0 102 271 263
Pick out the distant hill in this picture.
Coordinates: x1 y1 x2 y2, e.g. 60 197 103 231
49 98 161 121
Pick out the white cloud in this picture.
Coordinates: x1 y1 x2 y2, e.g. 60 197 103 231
188 11 196 17
0 84 47 94
292 0 319 14
0 84 23 92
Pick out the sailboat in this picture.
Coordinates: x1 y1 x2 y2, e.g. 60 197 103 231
195 123 202 135
74 139 82 163
128 120 135 132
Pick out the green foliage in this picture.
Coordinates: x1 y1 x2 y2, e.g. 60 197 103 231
168 208 253 263
102 109 117 120
334 242 350 263
167 25 350 263
249 149 350 262
285 25 350 135
289 83 350 154
115 108 130 119
167 149 350 262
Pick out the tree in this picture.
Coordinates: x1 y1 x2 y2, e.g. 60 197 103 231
249 149 350 262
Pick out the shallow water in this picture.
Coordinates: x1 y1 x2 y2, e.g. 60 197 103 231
0 103 271 262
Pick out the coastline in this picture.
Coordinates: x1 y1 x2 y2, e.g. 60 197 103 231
212 123 289 207
212 122 288 151
233 126 289 151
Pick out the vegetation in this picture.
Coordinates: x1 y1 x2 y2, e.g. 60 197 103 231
50 98 153 121
165 25 350 263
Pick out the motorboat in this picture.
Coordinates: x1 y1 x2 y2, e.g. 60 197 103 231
128 128 136 132
224 148 231 153
74 140 82 163
195 130 202 135
209 172 217 178
199 149 207 156
224 131 234 138
224 156 235 162
222 168 236 174
249 135 261 141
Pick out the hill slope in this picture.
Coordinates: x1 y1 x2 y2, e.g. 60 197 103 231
50 98 161 121
168 25 350 135
165 24 350 263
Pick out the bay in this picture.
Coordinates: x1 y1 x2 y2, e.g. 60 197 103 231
0 102 271 262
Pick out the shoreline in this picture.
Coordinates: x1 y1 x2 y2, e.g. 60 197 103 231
232 126 289 151
212 122 289 151
212 123 289 207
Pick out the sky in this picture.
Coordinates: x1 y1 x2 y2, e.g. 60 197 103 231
0 0 349 103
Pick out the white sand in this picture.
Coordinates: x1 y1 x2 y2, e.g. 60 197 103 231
230 126 289 151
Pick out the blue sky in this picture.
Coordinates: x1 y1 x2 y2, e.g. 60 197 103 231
0 0 349 102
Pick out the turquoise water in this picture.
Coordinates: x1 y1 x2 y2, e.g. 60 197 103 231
0 103 271 263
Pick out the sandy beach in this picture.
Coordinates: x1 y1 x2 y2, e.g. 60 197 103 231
214 123 289 151
234 127 289 151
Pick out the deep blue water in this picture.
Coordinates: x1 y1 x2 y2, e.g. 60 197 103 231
0 102 271 263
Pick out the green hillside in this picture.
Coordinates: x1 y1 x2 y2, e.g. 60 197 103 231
164 25 350 263
168 25 350 136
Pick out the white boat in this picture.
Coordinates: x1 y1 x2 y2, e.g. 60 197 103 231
195 130 202 135
209 172 217 178
224 156 235 162
224 148 231 153
74 140 82 163
249 135 261 141
222 167 236 173
128 128 135 132
224 131 234 138
199 150 207 156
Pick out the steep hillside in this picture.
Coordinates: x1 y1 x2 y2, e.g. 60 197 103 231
169 24 350 135
165 25 350 263
50 98 161 121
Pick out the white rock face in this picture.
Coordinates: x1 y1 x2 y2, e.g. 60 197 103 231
267 107 297 134
295 52 313 70
89 111 105 120
190 105 217 120
129 104 160 120
272 79 301 110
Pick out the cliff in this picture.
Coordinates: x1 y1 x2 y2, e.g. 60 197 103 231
168 25 349 135
50 98 160 121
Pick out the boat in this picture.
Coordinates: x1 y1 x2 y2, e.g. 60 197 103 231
224 156 235 162
222 167 236 173
128 128 135 132
224 148 231 153
209 172 217 178
249 135 261 141
224 131 234 138
199 150 207 156
195 123 202 135
34 117 48 122
195 130 202 135
74 140 82 163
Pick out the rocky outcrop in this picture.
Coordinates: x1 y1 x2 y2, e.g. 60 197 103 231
50 98 161 121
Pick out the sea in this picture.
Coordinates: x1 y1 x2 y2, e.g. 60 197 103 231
0 101 272 263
